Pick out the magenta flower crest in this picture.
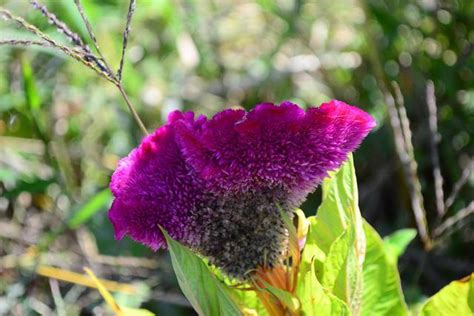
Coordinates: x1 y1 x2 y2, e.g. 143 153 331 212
108 100 375 278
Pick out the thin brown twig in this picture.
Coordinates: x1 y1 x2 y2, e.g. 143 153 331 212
117 0 136 81
72 0 113 73
426 80 445 218
392 82 426 215
28 1 110 76
72 0 98 49
0 38 51 47
390 82 432 249
445 159 474 210
433 201 474 238
360 1 431 249
392 82 413 159
73 0 147 135
30 0 89 51
0 7 114 82
1 4 148 136
116 83 149 135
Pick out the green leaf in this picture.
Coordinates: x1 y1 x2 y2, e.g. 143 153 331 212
299 216 326 276
67 189 112 229
383 229 417 264
314 174 348 254
261 282 300 313
305 155 365 314
361 221 409 316
207 263 268 315
331 154 360 210
322 225 364 315
232 287 268 316
21 57 41 111
296 259 351 315
419 273 474 316
322 229 351 299
161 229 242 316
311 155 364 256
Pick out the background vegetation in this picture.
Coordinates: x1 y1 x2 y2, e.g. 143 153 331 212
0 0 472 314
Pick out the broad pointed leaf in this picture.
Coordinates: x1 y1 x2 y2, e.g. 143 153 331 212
262 283 300 313
21 57 41 111
296 259 351 315
68 189 112 229
299 216 326 276
162 229 242 316
383 229 417 264
322 224 363 315
361 222 409 316
419 273 474 316
302 156 365 315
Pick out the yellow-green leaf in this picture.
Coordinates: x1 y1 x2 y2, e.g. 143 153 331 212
296 259 351 315
261 282 300 313
161 228 242 316
299 216 326 276
361 222 409 316
21 57 41 111
383 229 417 264
419 273 474 316
68 189 112 229
307 156 365 314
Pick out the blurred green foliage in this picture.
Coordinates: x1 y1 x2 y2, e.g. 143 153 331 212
0 0 473 314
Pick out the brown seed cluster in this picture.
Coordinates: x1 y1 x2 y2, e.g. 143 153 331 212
193 189 290 279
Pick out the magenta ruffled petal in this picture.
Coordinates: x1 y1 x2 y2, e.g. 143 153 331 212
174 100 375 200
108 120 206 250
108 100 375 277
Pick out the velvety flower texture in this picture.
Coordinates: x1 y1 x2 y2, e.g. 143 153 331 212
109 100 375 278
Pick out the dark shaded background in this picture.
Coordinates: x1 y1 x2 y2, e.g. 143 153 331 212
0 0 473 314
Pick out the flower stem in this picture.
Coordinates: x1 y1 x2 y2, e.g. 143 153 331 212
116 82 149 136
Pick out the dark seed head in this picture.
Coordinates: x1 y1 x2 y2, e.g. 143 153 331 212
192 189 290 280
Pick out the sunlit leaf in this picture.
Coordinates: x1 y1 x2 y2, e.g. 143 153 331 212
322 225 363 314
162 228 242 316
296 259 351 315
361 222 409 316
383 229 417 264
261 282 300 313
305 155 365 314
322 229 351 297
299 216 326 277
233 287 269 316
314 174 348 253
311 155 363 256
208 263 268 315
419 273 474 316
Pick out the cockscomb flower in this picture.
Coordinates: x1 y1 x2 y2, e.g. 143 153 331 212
108 100 375 279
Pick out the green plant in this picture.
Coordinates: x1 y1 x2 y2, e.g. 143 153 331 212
1 1 472 315
163 157 473 315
